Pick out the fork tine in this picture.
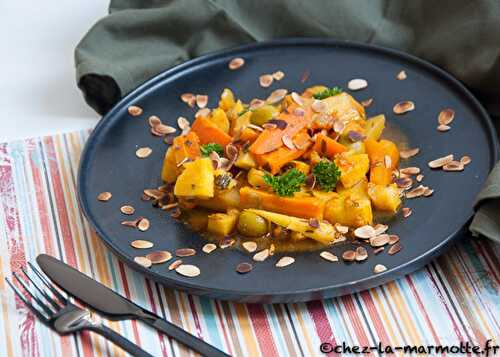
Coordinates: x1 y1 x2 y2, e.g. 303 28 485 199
28 262 67 304
21 267 61 311
5 278 50 324
13 272 54 316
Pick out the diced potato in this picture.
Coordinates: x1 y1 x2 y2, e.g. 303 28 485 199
311 190 339 202
324 195 373 227
290 160 310 175
207 210 239 236
161 146 179 183
246 209 339 245
235 151 257 170
195 187 240 211
364 114 386 141
210 108 230 133
250 105 279 126
336 178 369 200
174 158 214 198
322 93 366 122
336 153 370 188
247 168 268 188
218 88 235 111
230 111 252 136
367 183 401 212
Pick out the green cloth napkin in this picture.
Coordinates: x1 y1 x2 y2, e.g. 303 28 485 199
75 0 500 242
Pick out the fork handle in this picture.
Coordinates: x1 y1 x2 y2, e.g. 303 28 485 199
88 324 154 357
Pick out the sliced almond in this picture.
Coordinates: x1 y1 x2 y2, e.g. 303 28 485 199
249 99 266 110
97 191 112 201
348 78 368 91
374 264 387 273
136 147 152 158
460 155 471 166
361 98 374 107
148 115 162 127
195 95 208 108
333 120 346 134
311 99 327 113
266 89 288 104
291 92 304 106
168 259 183 271
137 218 150 232
388 242 401 255
393 101 415 114
219 238 235 249
120 205 135 215
334 224 349 234
242 241 257 253
121 218 140 227
272 71 285 81
396 70 407 80
300 69 310 83
388 234 400 245
269 243 276 256
320 251 339 262
443 161 464 172
276 256 295 268
128 105 143 116
259 74 273 88
394 177 413 189
282 135 295 150
374 224 389 236
402 207 412 218
437 124 451 132
134 256 152 268
438 108 455 125
236 262 253 274
406 185 427 198
370 234 390 247
228 57 245 70
130 240 154 249
147 250 172 264
202 243 217 254
428 154 454 168
400 148 420 159
253 249 270 262
154 124 177 135
342 250 356 262
143 189 164 199
373 247 384 255
354 225 376 239
175 248 196 257
180 93 195 105
423 188 434 196
175 264 200 277
400 167 420 175
416 174 424 182
195 108 211 118
355 247 368 261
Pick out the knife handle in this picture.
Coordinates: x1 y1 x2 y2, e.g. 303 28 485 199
88 324 154 357
140 314 230 357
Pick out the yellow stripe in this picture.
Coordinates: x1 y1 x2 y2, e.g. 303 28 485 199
233 303 259 356
290 304 316 356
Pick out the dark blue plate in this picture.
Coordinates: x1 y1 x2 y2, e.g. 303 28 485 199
78 39 498 303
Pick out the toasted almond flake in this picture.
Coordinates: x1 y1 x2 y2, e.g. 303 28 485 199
202 243 217 254
388 234 400 245
394 177 413 189
266 89 288 104
396 70 407 80
276 256 295 267
143 189 165 199
282 135 295 150
361 98 374 107
335 224 349 234
388 242 401 255
460 155 471 166
300 69 310 83
438 108 455 125
175 248 196 257
272 70 285 81
400 167 420 175
259 74 274 88
400 148 420 159
373 247 384 254
220 238 236 249
291 92 304 106
437 124 451 132
311 99 327 113
136 147 152 158
320 251 339 262
121 218 140 227
406 185 427 198
374 224 389 235
97 191 112 201
428 154 454 168
348 78 368 91
130 240 154 249
402 207 412 218
236 262 253 274
229 57 245 70
370 234 390 247
180 93 195 104
293 108 306 116
161 202 179 211
134 256 152 268
355 247 368 261
154 124 177 135
354 225 376 239
348 130 365 142
262 123 277 130
333 120 346 134
423 188 434 196
393 101 415 114
342 250 356 262
247 124 264 132
269 243 276 256
374 264 387 273
147 250 172 264
416 174 424 182
249 99 266 110
443 161 464 172
308 218 320 228
120 205 135 215
253 249 270 262
137 218 150 232
168 259 183 270
384 155 392 168
176 264 200 277
195 108 211 118
148 115 162 127
128 105 143 116
242 241 257 253
195 95 208 108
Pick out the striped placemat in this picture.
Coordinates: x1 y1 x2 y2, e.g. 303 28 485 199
0 131 498 357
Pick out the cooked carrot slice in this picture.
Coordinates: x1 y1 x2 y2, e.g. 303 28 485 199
191 116 232 147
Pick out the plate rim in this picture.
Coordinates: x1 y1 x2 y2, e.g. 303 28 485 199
78 38 499 300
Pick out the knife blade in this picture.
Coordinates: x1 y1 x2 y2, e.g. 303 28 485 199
37 254 230 357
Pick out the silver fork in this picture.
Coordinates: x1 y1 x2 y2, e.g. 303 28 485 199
6 263 154 357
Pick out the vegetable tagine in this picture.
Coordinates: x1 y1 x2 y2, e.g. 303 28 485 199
161 86 402 252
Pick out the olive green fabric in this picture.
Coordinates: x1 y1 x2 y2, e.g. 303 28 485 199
75 0 500 242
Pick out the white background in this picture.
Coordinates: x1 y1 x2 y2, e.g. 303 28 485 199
0 2 107 142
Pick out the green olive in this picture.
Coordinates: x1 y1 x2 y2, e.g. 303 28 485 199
237 211 268 237
250 105 279 126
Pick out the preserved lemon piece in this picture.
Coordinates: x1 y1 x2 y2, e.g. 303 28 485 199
250 105 279 126
207 210 239 236
367 183 401 212
174 158 214 198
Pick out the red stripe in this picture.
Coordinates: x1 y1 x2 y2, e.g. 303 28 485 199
118 262 143 348
187 295 204 339
214 301 233 355
144 279 170 357
246 304 279 357
340 296 372 350
359 291 392 345
306 300 339 356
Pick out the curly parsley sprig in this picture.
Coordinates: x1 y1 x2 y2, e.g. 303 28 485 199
313 86 343 100
312 160 341 191
264 168 306 197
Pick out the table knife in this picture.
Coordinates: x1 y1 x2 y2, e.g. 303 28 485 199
36 254 230 357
